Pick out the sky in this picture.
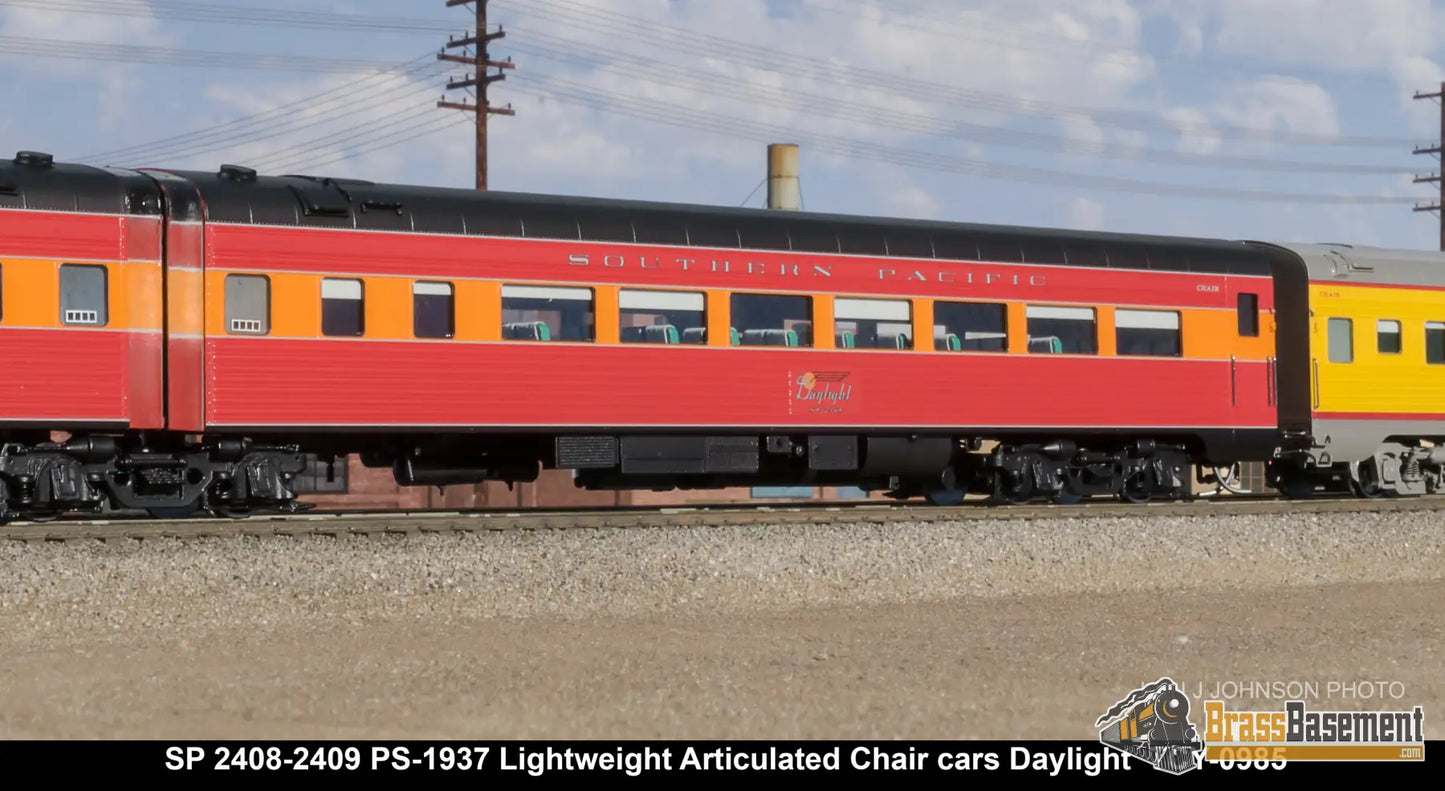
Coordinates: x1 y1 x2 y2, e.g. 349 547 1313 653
2 0 1444 250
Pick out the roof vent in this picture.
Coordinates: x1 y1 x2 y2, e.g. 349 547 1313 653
218 164 257 183
14 150 54 168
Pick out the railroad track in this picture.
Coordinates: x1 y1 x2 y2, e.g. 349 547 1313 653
4 492 1444 543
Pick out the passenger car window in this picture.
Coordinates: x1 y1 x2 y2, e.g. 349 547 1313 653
730 293 813 347
501 285 594 342
225 274 270 335
1026 305 1096 354
1115 309 1182 357
60 264 108 326
1237 293 1259 336
413 281 454 339
1377 319 1401 354
320 278 364 336
1427 322 1445 364
833 297 912 349
619 289 705 344
1327 318 1353 363
933 301 1006 351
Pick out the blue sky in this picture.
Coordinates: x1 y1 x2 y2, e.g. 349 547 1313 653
2 0 1443 250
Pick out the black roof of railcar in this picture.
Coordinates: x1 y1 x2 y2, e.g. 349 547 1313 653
4 151 1273 276
0 152 162 215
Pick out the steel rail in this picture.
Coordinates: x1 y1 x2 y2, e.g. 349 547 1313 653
4 494 1439 543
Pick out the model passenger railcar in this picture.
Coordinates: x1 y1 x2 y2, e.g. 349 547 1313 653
0 150 1442 521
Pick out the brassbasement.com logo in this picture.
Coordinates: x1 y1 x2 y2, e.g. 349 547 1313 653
1203 699 1425 764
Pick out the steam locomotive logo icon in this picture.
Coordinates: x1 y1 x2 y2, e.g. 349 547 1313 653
1095 677 1205 776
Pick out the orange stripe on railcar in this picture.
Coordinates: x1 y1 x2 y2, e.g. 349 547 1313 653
124 215 165 429
165 220 206 432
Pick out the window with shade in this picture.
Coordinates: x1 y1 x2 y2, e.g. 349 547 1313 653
833 297 912 350
619 289 706 345
413 281 455 339
320 278 364 336
1026 305 1096 354
501 284 594 342
1115 309 1182 357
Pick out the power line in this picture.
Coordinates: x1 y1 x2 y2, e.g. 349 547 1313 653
73 54 447 164
498 0 1417 148
0 35 409 72
812 0 1411 88
248 100 441 173
298 116 473 173
4 0 1416 149
10 2 1415 202
1413 83 1445 249
7 0 1407 90
266 114 470 174
510 32 1410 175
0 0 458 34
508 71 1417 205
739 178 766 207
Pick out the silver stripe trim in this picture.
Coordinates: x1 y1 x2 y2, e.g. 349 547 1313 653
0 254 132 265
0 418 129 424
0 325 161 334
206 422 1278 429
205 334 1270 362
0 207 153 220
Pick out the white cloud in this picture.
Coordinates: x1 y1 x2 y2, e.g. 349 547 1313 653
469 0 1172 198
1192 0 1445 123
1066 197 1106 230
0 1 167 133
185 70 471 183
1213 76 1341 138
881 184 943 220
0 1 167 76
1209 0 1436 74
3 0 1433 251
1161 107 1221 154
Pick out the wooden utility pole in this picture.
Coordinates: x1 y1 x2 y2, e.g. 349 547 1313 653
1413 81 1444 250
439 0 515 189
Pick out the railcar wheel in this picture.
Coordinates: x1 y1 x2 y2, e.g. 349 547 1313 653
1349 459 1386 499
991 472 1034 505
147 505 202 519
925 488 965 506
1119 469 1154 503
210 503 255 519
1276 472 1316 500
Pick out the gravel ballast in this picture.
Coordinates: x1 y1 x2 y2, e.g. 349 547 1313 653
2 512 1440 622
1 511 1441 740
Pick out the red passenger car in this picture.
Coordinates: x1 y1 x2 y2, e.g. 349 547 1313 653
0 152 1284 520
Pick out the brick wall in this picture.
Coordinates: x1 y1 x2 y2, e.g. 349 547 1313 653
296 457 626 510
296 455 883 510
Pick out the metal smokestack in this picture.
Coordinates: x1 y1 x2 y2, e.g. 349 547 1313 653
766 143 800 210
